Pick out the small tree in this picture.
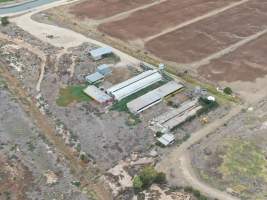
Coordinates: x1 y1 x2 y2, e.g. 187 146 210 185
154 172 166 184
133 176 143 192
139 166 158 188
1 17 9 26
223 87 233 95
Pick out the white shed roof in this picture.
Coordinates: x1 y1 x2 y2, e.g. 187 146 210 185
107 70 159 93
157 134 175 146
89 47 113 58
85 72 104 83
83 85 112 104
127 81 184 114
107 70 162 101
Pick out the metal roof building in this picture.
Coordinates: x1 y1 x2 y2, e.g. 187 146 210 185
127 81 184 114
85 72 104 84
157 133 175 146
150 99 201 132
83 85 112 104
97 64 112 76
89 47 113 61
107 70 162 101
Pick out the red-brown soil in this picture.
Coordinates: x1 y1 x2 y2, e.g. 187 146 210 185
0 154 33 200
98 0 239 40
70 0 153 20
198 34 267 82
145 0 267 63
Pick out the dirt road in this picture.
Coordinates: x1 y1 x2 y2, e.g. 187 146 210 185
10 7 139 67
156 105 243 200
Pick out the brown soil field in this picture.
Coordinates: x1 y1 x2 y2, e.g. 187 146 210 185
0 154 33 200
146 0 267 63
70 0 153 20
99 0 239 41
198 34 267 82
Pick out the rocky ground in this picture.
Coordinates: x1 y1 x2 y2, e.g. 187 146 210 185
190 99 267 200
0 77 90 200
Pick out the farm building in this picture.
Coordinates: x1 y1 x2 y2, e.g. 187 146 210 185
150 99 201 133
89 47 113 61
83 85 112 104
107 70 162 101
97 64 112 76
157 133 175 146
127 81 184 114
85 72 104 84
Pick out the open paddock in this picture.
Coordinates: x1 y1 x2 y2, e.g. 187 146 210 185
70 0 153 20
98 0 239 41
145 0 267 63
198 34 267 82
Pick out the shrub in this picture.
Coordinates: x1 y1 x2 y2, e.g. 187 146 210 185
1 17 9 26
155 131 163 138
133 176 143 192
197 97 218 115
139 166 158 188
154 172 166 184
223 87 233 95
132 166 166 192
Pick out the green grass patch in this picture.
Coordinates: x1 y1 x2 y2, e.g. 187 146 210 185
111 80 168 112
56 85 91 107
220 139 267 184
0 0 13 3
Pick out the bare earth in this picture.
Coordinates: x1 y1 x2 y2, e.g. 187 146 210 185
70 0 153 20
99 0 239 41
145 0 267 64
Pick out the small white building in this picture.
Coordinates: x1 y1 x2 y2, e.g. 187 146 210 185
89 47 113 61
85 72 104 84
157 134 175 146
97 64 112 76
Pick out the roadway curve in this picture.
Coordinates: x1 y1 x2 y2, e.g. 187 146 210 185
156 105 243 200
1 1 244 199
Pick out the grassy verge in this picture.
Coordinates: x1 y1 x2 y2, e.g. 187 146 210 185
179 74 239 104
56 85 91 107
0 0 13 3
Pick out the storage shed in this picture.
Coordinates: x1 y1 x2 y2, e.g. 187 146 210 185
85 72 104 84
83 85 112 104
127 81 184 114
89 47 113 61
157 134 175 146
97 64 112 76
107 70 162 101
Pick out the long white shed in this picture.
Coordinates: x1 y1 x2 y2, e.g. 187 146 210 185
107 70 162 101
127 81 184 114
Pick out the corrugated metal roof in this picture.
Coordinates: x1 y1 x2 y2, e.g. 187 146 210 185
83 85 112 104
107 70 158 93
89 47 113 58
127 81 184 114
153 99 199 125
157 134 175 146
85 72 104 83
97 64 112 75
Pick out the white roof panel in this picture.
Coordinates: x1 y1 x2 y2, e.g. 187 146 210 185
83 85 112 104
107 70 158 94
127 81 183 114
90 47 113 58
